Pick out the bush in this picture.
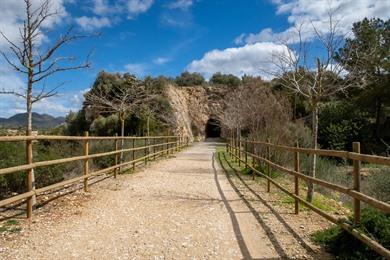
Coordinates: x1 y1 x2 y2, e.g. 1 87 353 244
319 102 370 151
175 71 205 86
312 208 390 259
363 167 390 202
210 72 241 87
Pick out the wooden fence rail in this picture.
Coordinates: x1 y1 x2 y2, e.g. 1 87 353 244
227 137 390 259
0 133 190 219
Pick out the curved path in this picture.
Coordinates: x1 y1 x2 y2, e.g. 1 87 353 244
0 141 329 259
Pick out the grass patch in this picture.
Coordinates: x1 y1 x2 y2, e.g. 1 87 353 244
0 219 21 234
312 208 390 259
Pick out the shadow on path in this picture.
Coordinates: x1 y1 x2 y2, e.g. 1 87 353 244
211 152 252 260
214 151 317 260
221 152 315 254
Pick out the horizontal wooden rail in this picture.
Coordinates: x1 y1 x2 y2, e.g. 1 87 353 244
0 135 179 142
0 134 190 218
226 138 390 259
241 140 390 166
231 147 390 213
0 142 187 208
0 141 177 176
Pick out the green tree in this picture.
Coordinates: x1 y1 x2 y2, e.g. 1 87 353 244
210 72 241 87
336 18 390 141
175 72 205 86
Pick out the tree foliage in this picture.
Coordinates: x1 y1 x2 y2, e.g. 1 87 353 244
336 18 390 141
210 72 241 87
175 71 205 86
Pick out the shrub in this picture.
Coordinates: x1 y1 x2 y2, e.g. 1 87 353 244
210 72 241 87
318 102 370 151
175 71 205 86
312 208 390 259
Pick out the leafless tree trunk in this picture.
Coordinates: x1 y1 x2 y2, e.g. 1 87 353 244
85 77 155 169
265 7 367 202
0 0 90 205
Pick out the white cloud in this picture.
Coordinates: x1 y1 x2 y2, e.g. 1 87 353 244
89 0 154 23
187 42 290 79
0 64 86 117
92 0 112 16
124 63 148 76
166 0 193 10
236 0 390 45
0 0 68 48
75 16 111 31
0 91 82 118
127 0 154 19
153 57 170 65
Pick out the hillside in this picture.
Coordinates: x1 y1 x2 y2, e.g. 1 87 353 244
0 112 65 129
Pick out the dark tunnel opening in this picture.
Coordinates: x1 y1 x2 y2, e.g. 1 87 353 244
205 118 221 138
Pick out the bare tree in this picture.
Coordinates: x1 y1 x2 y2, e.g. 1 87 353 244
220 84 295 164
0 0 91 207
0 0 91 132
267 7 366 202
84 75 153 164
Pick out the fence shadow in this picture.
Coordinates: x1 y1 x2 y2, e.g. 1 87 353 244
221 152 315 255
215 151 319 259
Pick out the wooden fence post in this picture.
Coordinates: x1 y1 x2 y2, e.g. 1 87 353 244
144 138 148 165
245 139 248 169
132 138 135 171
353 142 361 225
26 133 33 219
238 137 241 166
83 131 89 192
153 138 156 160
267 138 271 193
166 137 169 156
114 134 119 178
235 136 238 163
294 141 300 214
252 138 256 168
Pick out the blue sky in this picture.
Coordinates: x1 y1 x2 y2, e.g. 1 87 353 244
0 0 389 117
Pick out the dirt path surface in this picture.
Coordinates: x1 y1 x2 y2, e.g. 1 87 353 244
0 141 330 260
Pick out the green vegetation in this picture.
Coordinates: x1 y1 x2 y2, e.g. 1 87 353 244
0 219 21 233
175 71 205 86
63 72 174 137
210 72 241 87
312 208 390 260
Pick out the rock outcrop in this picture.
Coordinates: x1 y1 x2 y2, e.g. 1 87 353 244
165 84 227 141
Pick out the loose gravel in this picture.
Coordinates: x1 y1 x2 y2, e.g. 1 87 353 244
0 141 331 259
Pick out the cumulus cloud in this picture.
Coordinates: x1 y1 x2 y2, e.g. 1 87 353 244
75 16 111 31
0 0 68 48
187 42 290 79
127 0 154 19
92 0 113 16
236 0 390 45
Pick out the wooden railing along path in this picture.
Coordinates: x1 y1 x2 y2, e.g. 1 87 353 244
0 133 189 219
227 138 390 258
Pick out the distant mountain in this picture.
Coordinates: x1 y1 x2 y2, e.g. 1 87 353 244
0 112 65 129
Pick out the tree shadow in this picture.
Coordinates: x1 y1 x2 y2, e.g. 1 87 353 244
218 151 317 259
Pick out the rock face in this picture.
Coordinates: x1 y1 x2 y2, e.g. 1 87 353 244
165 84 227 141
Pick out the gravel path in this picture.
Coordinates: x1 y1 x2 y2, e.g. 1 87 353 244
0 141 331 259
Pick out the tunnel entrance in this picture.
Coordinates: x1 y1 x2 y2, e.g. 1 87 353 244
205 118 221 138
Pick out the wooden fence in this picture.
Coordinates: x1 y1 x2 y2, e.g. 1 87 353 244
0 133 189 219
227 138 390 258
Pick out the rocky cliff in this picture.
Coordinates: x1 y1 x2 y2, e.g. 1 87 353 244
165 84 227 141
